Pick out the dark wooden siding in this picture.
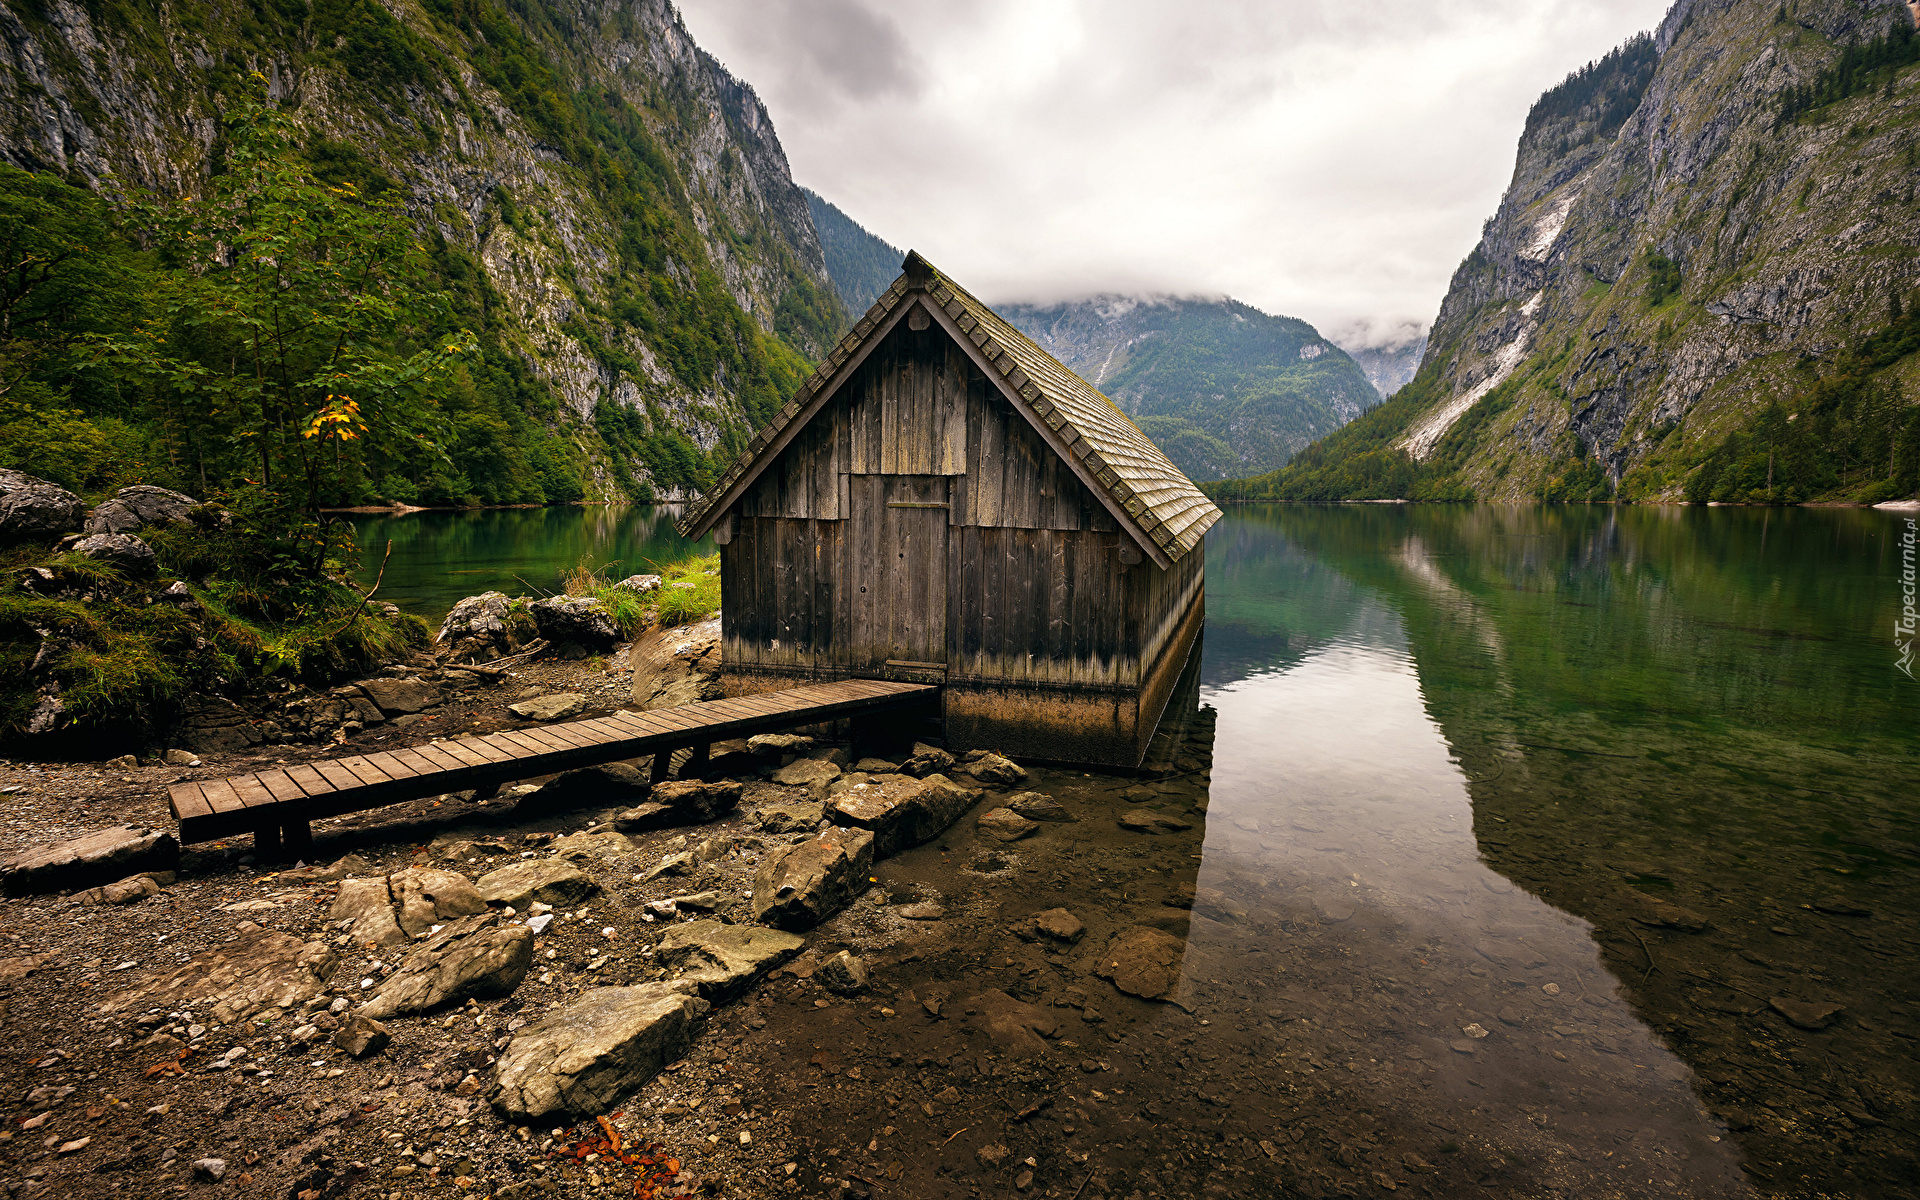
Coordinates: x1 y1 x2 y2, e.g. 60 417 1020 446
721 517 846 675
957 364 1118 533
845 327 967 476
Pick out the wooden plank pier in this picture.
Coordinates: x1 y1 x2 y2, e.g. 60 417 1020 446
167 679 939 852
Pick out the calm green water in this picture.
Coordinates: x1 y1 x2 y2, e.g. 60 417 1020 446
347 505 709 622
1193 505 1917 1197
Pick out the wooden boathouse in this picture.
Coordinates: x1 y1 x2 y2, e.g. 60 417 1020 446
676 252 1221 767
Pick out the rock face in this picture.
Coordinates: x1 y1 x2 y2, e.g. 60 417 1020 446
476 860 602 910
1 825 178 896
1096 926 1187 1001
359 914 534 1019
356 677 444 716
490 984 709 1121
82 485 198 535
655 919 806 1000
330 869 489 948
72 532 157 577
752 826 874 931
629 616 722 710
102 926 337 1024
0 472 84 545
529 596 620 656
829 773 981 858
436 593 540 663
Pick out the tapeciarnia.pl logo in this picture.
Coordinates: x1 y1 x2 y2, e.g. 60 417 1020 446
1899 517 1917 679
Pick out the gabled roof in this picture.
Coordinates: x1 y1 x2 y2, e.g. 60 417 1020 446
676 251 1221 566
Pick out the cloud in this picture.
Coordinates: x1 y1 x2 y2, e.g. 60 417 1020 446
679 0 1673 336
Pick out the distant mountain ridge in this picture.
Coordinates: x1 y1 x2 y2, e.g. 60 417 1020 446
803 188 904 318
1001 296 1378 481
1340 336 1429 399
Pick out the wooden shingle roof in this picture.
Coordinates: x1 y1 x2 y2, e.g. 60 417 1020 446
676 251 1222 565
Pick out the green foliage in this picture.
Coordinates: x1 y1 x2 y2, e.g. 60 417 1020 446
648 551 721 628
1135 416 1235 481
1777 19 1920 126
1644 248 1683 307
1210 364 1450 501
1526 33 1659 155
804 187 903 318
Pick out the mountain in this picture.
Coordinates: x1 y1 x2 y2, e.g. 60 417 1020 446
803 188 904 317
1339 335 1429 399
0 0 845 504
1000 297 1378 481
1227 0 1920 504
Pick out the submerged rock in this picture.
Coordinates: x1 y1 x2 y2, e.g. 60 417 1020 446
977 808 1039 842
752 827 874 931
960 989 1059 1057
655 919 806 1000
1006 792 1073 822
490 983 709 1121
1095 926 1187 1001
1769 997 1845 1030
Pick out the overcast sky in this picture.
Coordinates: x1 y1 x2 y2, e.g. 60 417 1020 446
677 0 1672 349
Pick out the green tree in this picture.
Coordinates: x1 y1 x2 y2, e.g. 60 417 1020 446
105 76 474 517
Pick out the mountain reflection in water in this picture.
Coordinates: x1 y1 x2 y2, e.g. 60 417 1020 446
1192 505 1915 1198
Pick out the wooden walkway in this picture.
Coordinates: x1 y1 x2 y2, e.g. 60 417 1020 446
167 679 938 851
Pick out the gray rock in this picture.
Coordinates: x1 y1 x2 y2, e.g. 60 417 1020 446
100 927 336 1024
772 757 840 797
529 596 620 654
897 902 946 920
1118 809 1193 834
332 1013 391 1057
977 808 1039 842
852 757 899 774
1095 926 1187 1001
752 827 874 931
162 748 198 766
746 733 812 757
961 752 1027 788
552 830 636 862
1 824 178 897
649 780 742 823
72 532 157 578
360 913 533 1018
329 868 488 948
655 919 807 1001
82 485 198 535
899 742 955 778
756 802 825 834
357 677 444 716
489 983 708 1121
191 1158 227 1183
476 860 601 910
436 592 539 662
73 872 165 906
524 762 649 811
816 950 869 995
0 474 84 545
667 890 722 911
613 574 662 594
640 851 693 882
508 692 585 722
1006 792 1073 822
829 773 981 859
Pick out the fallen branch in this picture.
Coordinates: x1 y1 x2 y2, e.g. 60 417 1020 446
319 539 392 640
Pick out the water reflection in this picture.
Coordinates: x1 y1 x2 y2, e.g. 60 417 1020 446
1190 505 1918 1198
347 505 710 623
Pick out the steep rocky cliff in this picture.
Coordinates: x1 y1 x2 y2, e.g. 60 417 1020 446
1237 0 1920 503
0 0 843 502
1002 296 1377 481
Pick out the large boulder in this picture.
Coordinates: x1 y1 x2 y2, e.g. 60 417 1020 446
100 925 337 1025
475 860 601 910
529 596 620 657
829 773 981 859
330 868 488 948
629 616 722 710
82 485 198 536
773 757 841 798
359 913 534 1019
899 742 955 778
521 762 650 813
655 920 806 1001
960 752 1028 788
72 532 157 578
1 825 178 897
435 592 540 663
614 780 740 831
355 676 444 716
489 984 708 1121
751 826 874 931
0 472 84 545
508 692 584 722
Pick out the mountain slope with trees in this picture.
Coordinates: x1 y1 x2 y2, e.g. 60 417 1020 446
1222 0 1920 504
1002 297 1377 481
0 0 845 506
803 188 904 317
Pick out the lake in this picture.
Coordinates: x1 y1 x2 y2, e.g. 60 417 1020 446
353 502 1917 1195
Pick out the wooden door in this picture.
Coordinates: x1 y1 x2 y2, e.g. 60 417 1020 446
849 475 949 673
